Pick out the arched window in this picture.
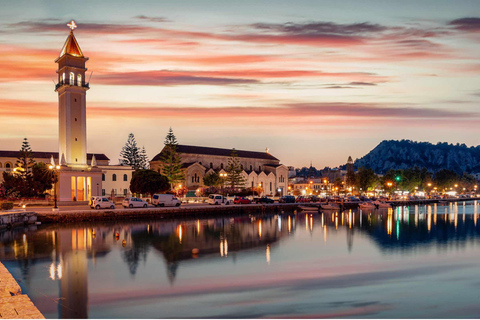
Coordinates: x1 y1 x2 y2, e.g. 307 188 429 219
102 174 105 181
5 162 11 172
250 165 252 171
123 174 128 181
112 174 117 181
77 74 82 86
192 176 194 183
221 163 223 169
210 162 213 168
69 72 74 85
62 73 65 83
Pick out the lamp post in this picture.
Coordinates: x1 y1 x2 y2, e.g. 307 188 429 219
219 173 227 194
48 165 60 210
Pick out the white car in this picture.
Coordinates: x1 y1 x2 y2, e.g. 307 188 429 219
91 197 115 210
208 194 232 205
122 197 148 208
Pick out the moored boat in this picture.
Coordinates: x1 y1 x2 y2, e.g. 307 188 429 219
372 200 392 209
298 206 319 212
359 202 376 209
319 203 340 210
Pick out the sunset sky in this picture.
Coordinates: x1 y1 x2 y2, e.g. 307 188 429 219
1 0 479 168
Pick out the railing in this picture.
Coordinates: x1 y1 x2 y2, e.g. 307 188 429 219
55 81 89 90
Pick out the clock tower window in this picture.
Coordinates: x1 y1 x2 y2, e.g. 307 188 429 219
77 74 82 86
69 72 75 85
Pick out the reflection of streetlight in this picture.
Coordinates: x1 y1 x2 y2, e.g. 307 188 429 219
48 165 61 209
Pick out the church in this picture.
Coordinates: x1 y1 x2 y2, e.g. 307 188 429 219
150 145 289 196
0 21 133 204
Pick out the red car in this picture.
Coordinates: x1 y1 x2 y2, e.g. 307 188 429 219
234 197 251 204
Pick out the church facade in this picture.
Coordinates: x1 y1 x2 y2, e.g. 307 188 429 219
150 145 289 196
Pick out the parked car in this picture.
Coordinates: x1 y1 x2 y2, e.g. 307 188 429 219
90 197 115 210
279 195 296 203
296 196 310 203
234 197 251 204
208 194 232 205
152 194 181 207
256 197 275 204
123 197 148 208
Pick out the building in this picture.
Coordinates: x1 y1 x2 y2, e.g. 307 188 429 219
1 21 132 204
150 145 289 196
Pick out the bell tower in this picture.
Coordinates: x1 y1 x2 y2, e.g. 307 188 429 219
55 20 89 167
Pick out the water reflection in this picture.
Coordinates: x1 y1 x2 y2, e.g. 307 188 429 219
1 201 480 318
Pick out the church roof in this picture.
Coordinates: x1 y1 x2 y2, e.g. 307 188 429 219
0 150 109 161
152 145 279 162
59 31 84 58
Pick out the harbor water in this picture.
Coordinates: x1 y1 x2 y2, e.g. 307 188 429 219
1 201 480 318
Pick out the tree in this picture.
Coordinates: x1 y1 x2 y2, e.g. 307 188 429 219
434 169 459 191
203 172 221 187
16 138 35 179
119 133 142 170
139 146 149 169
31 162 55 196
225 149 246 189
130 170 170 198
355 167 378 194
159 128 184 188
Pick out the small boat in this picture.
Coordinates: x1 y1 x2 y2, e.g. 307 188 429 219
319 203 340 210
359 202 376 209
372 200 392 209
298 206 319 212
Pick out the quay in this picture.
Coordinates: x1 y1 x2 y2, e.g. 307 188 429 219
0 211 37 230
0 262 44 319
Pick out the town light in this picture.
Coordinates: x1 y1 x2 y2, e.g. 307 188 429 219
395 176 401 181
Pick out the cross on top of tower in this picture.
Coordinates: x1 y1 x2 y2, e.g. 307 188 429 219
67 20 77 31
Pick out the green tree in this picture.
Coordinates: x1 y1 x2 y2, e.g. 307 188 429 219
120 133 142 170
139 146 149 169
203 172 221 187
15 138 35 179
225 149 246 189
355 167 378 194
434 169 459 191
130 170 170 198
159 128 184 188
31 162 55 196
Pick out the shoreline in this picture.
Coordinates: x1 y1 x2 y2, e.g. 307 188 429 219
0 262 44 319
35 198 480 224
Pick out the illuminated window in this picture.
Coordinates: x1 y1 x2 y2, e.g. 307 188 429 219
62 73 65 83
69 72 74 84
77 74 82 86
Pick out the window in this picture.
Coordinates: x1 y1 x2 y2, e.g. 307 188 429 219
62 73 65 83
192 176 194 183
250 165 252 171
270 182 272 191
221 163 223 169
112 174 117 181
102 189 106 196
210 162 213 168
69 72 74 84
77 74 82 86
5 162 11 172
259 166 261 171
75 138 77 141
123 174 127 181
240 164 243 170
0 162 2 168
75 118 77 122
124 189 128 196
102 174 105 181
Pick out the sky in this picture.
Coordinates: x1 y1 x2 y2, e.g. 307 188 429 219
0 0 479 168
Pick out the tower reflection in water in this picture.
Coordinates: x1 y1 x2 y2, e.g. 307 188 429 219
1 201 480 318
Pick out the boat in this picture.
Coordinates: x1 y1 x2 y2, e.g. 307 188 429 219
298 206 319 212
359 202 376 209
372 200 392 209
319 203 340 210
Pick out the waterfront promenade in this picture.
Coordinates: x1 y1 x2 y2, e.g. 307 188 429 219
0 263 44 319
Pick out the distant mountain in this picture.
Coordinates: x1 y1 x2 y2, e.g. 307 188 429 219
354 140 480 174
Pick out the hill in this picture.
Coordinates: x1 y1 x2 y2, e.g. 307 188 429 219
354 140 480 174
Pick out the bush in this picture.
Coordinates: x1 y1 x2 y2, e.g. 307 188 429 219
1 202 14 210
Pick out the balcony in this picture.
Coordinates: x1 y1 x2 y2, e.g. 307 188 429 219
55 80 89 91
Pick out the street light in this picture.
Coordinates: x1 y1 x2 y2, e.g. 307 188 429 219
220 173 227 194
48 165 60 210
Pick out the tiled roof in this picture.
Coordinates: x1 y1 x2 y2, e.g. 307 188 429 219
59 31 84 58
152 145 279 162
0 151 109 161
